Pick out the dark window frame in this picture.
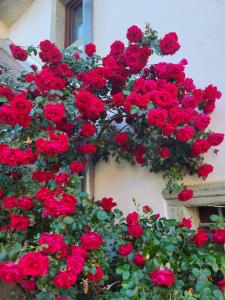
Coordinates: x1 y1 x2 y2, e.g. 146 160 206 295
65 0 83 47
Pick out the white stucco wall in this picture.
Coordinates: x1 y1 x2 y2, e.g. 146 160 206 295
93 0 225 216
8 0 53 47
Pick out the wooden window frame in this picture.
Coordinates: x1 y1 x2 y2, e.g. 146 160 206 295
65 0 83 47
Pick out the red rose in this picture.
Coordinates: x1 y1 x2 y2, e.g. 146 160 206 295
77 143 97 154
212 229 225 244
10 94 32 116
160 147 170 158
207 133 224 146
66 255 85 275
160 32 180 55
217 279 225 292
87 265 104 282
149 269 175 287
118 242 133 256
133 254 146 268
0 87 14 101
71 245 88 257
81 231 103 250
112 93 125 106
147 108 168 127
0 262 22 283
198 164 213 178
70 161 85 173
143 205 151 212
194 114 210 131
85 43 96 57
44 103 66 123
126 25 143 43
17 196 34 210
176 125 195 142
3 195 17 209
18 252 49 277
55 297 70 300
21 280 36 291
161 123 175 136
101 197 117 211
190 228 208 247
38 232 65 254
9 44 28 61
179 217 192 229
128 223 144 238
110 40 125 56
126 212 139 224
191 138 210 157
178 189 193 202
114 132 129 145
53 271 77 288
10 214 30 230
81 121 96 137
204 84 221 101
75 90 104 120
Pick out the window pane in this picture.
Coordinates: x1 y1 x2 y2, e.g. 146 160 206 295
198 206 218 223
72 2 83 42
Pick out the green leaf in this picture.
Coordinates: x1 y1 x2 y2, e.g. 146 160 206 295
122 271 130 280
221 255 225 276
63 216 74 224
97 210 108 221
213 289 224 300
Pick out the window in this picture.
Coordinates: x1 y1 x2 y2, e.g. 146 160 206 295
198 206 225 228
65 0 83 47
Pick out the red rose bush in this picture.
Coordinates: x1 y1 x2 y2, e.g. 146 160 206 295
0 24 224 299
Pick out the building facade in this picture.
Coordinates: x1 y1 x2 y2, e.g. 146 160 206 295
0 0 225 228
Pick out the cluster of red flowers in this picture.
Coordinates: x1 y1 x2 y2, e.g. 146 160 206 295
35 132 69 156
0 144 36 166
0 94 32 127
126 211 144 238
36 186 77 218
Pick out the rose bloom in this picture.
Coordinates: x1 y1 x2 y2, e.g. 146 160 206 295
71 245 88 257
207 132 224 146
85 43 96 57
126 25 143 43
18 252 49 277
70 161 85 173
81 121 96 137
179 217 192 229
176 125 195 142
217 279 225 292
149 269 175 287
126 212 139 224
21 279 36 291
118 242 133 256
143 205 151 212
87 265 104 282
66 255 85 275
38 232 65 254
9 43 28 61
81 231 103 250
0 262 22 283
101 197 117 211
198 164 213 178
112 93 125 106
190 228 208 247
178 189 193 202
160 147 170 158
17 196 34 210
212 229 225 244
160 32 180 55
53 271 77 288
44 103 66 123
133 254 146 268
114 132 129 145
127 223 144 238
10 214 30 230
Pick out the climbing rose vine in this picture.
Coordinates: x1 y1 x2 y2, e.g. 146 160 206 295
0 24 224 299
